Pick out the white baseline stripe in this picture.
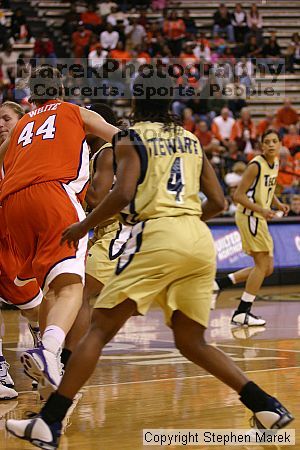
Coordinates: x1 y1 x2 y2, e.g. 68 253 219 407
17 366 300 395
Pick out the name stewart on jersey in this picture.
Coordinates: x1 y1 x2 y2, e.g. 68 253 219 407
114 122 204 225
28 103 61 117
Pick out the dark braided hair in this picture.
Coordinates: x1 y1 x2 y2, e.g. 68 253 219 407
130 72 182 129
87 103 118 127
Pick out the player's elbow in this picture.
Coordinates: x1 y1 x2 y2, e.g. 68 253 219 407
114 186 136 206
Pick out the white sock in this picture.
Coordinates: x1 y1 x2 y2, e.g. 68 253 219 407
0 338 3 357
228 273 237 284
42 326 65 355
241 292 256 303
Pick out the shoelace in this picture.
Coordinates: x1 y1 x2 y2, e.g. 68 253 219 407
247 312 262 320
0 361 10 379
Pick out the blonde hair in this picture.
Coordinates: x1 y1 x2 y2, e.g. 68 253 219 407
0 101 25 119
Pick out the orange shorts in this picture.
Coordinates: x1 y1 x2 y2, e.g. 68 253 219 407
0 234 43 309
2 181 88 294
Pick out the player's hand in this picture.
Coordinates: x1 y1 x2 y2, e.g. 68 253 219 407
261 208 276 220
61 221 88 249
277 202 290 216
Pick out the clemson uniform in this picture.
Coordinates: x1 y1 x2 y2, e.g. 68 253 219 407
235 155 279 256
0 177 42 308
95 122 216 328
0 101 89 293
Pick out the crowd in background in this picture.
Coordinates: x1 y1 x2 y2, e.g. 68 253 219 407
0 0 299 216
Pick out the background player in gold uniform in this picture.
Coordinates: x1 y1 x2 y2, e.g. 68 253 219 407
6 75 293 448
214 130 290 326
61 104 131 367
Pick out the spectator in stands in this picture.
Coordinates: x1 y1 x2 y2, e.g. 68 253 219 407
282 124 300 155
193 40 211 65
163 11 186 57
107 6 129 27
275 98 299 135
96 1 117 18
246 3 263 45
10 7 32 43
125 17 146 50
88 43 108 70
286 32 300 73
133 44 151 64
231 3 248 43
182 107 195 132
180 43 197 67
109 41 131 63
72 21 93 58
230 107 256 141
257 112 276 136
81 3 102 33
211 107 235 146
0 43 18 85
288 194 300 216
212 3 235 43
151 0 167 11
62 4 80 38
226 76 247 117
242 35 262 59
34 32 56 63
207 90 228 121
182 10 197 38
262 35 282 73
100 23 119 51
277 145 296 192
194 120 213 149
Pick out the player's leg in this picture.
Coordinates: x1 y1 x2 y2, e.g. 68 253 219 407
20 306 42 348
172 311 293 429
62 274 104 366
6 299 137 447
232 252 273 326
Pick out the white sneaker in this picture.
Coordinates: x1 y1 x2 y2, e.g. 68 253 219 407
20 346 62 399
231 311 266 327
0 357 15 388
6 416 61 449
0 383 18 400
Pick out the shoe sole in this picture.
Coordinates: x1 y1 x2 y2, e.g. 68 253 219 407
20 352 56 396
0 394 18 400
5 424 57 450
231 320 266 327
254 412 294 430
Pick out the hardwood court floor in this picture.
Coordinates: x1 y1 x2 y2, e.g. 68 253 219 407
1 285 299 449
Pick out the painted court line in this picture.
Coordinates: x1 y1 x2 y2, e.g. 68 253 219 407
18 366 300 395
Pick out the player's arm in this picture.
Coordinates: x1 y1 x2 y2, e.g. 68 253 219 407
61 135 141 247
233 163 275 219
85 147 114 210
271 194 290 216
200 152 225 221
80 107 120 143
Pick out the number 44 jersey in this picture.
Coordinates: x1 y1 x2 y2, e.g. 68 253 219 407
0 100 89 203
116 122 203 225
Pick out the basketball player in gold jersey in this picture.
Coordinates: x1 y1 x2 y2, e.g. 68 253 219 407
6 74 293 449
213 130 289 326
61 104 131 367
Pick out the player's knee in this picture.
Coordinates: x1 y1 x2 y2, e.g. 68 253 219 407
266 261 274 277
174 334 206 359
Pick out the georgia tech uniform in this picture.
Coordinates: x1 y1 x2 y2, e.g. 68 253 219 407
235 154 279 256
85 143 131 285
95 122 216 328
